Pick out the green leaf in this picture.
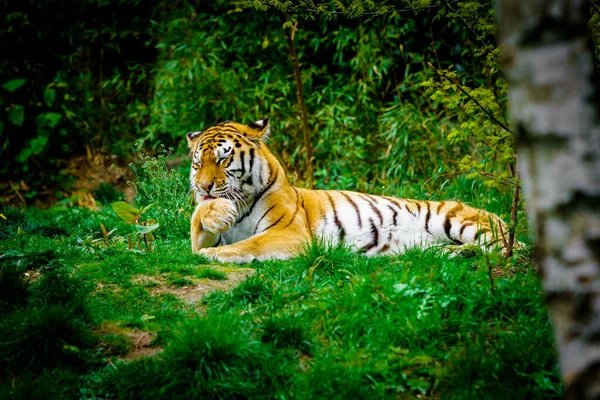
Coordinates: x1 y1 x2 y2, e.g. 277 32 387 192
135 223 159 234
140 203 154 215
30 133 49 154
8 105 24 126
111 201 140 224
44 87 56 107
16 147 33 163
393 283 408 293
36 112 62 129
2 78 27 92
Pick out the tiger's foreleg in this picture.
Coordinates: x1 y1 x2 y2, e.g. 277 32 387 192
198 229 306 264
190 198 238 253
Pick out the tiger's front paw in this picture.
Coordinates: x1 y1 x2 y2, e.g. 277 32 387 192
200 198 238 234
198 247 255 264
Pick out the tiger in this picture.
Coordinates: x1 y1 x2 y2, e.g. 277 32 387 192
187 118 508 264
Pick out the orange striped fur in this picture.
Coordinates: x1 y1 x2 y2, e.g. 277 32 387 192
187 119 508 263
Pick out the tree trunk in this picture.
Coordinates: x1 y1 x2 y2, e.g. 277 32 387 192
497 1 600 398
284 20 315 188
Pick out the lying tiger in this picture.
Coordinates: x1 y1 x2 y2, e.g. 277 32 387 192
188 118 508 264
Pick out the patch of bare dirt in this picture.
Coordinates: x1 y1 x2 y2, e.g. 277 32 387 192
152 265 255 304
122 330 163 361
64 153 135 209
95 323 163 362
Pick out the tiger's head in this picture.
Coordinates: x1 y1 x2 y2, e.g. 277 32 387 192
186 118 274 204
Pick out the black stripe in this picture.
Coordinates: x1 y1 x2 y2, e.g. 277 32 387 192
215 234 222 246
412 200 421 214
300 190 311 232
361 218 379 252
243 148 255 186
444 204 465 245
385 196 416 218
205 127 242 136
437 201 446 213
459 222 473 237
238 175 277 223
263 214 285 232
340 191 362 229
325 192 346 241
425 202 431 234
359 194 376 205
254 204 277 234
239 151 246 176
224 152 235 168
383 197 403 210
284 188 300 228
257 162 265 186
387 205 398 226
360 194 383 225
444 217 456 243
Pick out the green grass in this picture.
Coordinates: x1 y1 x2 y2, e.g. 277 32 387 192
0 202 562 399
196 267 228 280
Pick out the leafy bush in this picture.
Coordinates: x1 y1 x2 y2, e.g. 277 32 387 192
1 0 158 186
127 147 191 239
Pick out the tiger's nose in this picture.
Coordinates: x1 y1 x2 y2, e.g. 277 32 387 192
200 182 214 193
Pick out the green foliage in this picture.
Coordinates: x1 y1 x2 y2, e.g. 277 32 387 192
141 0 519 198
260 313 313 353
0 252 95 375
419 0 516 189
126 148 191 239
0 0 157 183
111 200 159 251
197 267 228 280
105 316 293 399
0 264 29 315
205 274 274 312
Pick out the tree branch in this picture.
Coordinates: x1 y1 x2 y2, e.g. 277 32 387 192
284 17 315 188
440 0 490 49
428 62 514 135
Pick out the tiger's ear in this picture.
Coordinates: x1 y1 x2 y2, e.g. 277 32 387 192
186 131 203 148
245 118 270 141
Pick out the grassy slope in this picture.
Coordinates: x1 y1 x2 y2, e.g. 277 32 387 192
0 204 562 399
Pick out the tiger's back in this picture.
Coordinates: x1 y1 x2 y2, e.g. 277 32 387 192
187 118 508 263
